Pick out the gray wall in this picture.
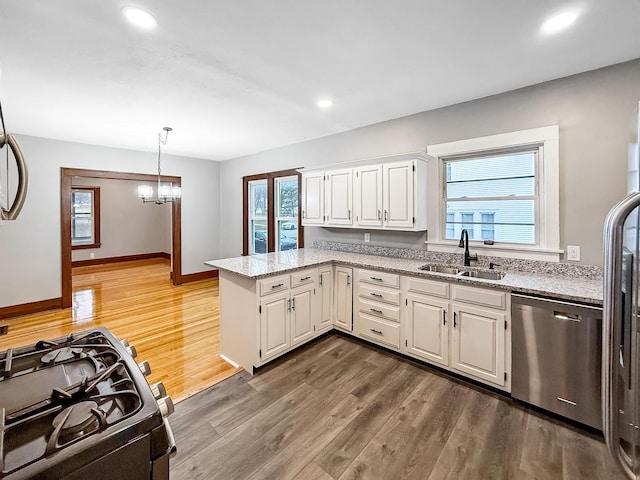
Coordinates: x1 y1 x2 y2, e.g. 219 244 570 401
0 135 220 307
219 59 640 266
71 177 169 262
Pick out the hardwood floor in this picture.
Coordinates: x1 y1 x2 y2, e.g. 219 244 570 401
0 258 240 402
170 334 625 480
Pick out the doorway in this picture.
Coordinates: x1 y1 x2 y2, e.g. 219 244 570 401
60 167 182 308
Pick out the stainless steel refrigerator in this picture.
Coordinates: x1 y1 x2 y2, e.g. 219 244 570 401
603 100 640 479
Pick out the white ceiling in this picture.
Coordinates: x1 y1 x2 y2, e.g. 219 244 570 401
0 1 639 161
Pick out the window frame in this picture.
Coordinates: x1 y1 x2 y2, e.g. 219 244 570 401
242 168 303 256
71 186 101 250
426 125 560 262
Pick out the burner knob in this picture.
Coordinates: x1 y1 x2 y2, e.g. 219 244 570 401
124 345 138 358
157 396 175 418
138 360 151 376
150 381 167 400
120 338 130 348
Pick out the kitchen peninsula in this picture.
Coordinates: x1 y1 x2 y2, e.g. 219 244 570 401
206 247 602 393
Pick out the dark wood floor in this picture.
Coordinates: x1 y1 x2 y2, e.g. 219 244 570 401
170 334 624 480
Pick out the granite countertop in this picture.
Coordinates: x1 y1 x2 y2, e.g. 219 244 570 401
205 248 603 305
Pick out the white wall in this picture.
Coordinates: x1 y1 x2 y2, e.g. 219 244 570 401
219 59 640 266
71 177 168 261
0 136 220 307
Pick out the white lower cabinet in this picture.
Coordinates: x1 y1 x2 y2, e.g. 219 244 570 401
259 291 291 362
257 269 319 364
405 294 449 367
334 267 353 332
316 267 334 333
450 303 506 386
290 285 315 347
220 264 509 392
401 276 510 391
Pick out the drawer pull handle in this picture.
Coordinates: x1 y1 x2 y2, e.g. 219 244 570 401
272 283 284 289
370 308 383 314
300 276 311 281
557 397 577 406
370 277 383 282
370 328 383 336
370 293 383 298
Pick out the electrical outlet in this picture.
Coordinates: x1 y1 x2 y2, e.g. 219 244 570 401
364 233 370 243
90 253 95 259
566 245 580 261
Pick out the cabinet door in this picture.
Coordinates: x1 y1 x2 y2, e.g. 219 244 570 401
451 303 506 386
302 172 324 225
383 161 414 229
259 291 291 362
325 169 353 226
317 267 334 333
405 294 449 367
291 286 315 347
335 267 353 331
354 165 383 227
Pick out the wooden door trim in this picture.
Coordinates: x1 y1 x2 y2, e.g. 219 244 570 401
60 167 182 308
242 168 303 256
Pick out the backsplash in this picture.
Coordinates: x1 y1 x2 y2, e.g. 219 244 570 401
313 240 603 280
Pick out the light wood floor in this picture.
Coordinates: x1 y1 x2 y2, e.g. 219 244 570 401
0 258 240 402
170 334 625 480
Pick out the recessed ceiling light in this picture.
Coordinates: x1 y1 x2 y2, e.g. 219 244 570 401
540 11 578 34
122 7 158 29
317 99 333 109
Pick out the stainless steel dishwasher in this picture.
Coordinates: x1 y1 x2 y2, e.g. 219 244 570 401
511 293 603 429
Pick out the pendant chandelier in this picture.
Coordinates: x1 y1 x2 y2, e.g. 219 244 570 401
137 126 181 204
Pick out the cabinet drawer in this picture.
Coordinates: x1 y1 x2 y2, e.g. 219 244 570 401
259 275 290 297
357 297 400 323
406 277 450 298
358 284 400 305
452 284 507 310
358 314 400 349
291 269 315 288
358 269 399 289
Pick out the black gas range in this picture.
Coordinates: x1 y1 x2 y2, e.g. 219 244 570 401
0 327 176 479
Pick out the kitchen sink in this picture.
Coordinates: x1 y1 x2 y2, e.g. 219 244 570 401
458 270 506 280
418 264 462 275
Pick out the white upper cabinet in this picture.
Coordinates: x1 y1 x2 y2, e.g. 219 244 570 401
354 165 383 227
325 169 353 226
300 152 429 230
383 161 415 229
301 172 325 225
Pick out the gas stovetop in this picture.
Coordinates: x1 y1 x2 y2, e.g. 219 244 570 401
0 328 175 480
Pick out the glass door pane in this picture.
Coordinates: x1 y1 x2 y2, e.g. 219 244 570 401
275 176 298 251
248 180 268 254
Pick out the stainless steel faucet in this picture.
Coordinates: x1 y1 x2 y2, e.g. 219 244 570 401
458 229 478 266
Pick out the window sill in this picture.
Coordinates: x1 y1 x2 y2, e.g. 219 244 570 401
72 243 102 250
425 240 563 262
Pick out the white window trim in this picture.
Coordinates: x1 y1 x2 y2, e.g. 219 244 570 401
426 125 561 262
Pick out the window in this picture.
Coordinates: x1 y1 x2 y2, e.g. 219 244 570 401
71 187 101 249
243 169 303 255
275 176 299 252
444 149 536 245
481 213 495 241
427 126 560 261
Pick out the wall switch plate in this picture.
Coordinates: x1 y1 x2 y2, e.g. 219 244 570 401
364 233 370 243
567 245 580 261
